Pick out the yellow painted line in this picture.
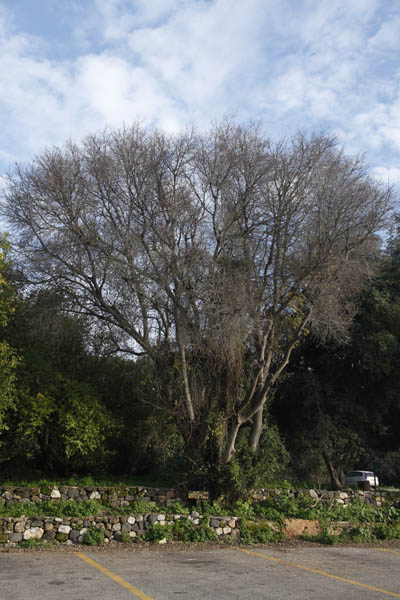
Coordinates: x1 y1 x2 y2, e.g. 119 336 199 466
239 548 400 598
375 548 400 557
75 552 155 600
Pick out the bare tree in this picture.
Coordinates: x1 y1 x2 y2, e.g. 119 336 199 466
1 122 393 464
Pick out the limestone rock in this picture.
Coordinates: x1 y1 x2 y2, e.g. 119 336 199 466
89 491 101 500
58 525 71 534
283 518 321 539
23 527 44 540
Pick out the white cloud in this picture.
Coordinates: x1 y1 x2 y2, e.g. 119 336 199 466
369 15 400 52
373 166 400 185
0 0 399 194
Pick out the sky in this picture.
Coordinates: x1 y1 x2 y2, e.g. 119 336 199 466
0 0 399 188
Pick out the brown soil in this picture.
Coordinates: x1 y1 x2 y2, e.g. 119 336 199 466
2 538 400 554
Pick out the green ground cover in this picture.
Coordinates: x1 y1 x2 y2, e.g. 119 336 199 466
1 488 399 545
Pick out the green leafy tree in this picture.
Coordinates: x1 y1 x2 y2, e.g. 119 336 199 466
274 225 400 488
0 292 114 474
0 234 19 435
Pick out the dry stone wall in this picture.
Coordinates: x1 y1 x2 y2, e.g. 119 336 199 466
1 485 397 547
0 485 181 507
0 485 393 507
0 512 239 547
251 488 395 506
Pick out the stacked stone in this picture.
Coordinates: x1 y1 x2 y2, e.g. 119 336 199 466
0 486 181 507
0 512 240 547
305 489 387 507
0 486 393 509
208 516 239 538
252 488 391 506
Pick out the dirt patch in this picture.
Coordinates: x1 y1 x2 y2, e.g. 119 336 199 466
283 518 322 539
2 537 400 554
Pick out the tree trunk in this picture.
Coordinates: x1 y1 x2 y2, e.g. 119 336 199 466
323 451 342 491
249 407 264 452
221 418 242 463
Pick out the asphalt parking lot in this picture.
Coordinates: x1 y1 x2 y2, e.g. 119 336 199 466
1 544 400 599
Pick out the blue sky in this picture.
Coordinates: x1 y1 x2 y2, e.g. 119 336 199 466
0 0 399 186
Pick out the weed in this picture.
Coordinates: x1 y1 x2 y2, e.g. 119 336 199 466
202 499 227 516
302 528 345 545
230 500 255 519
129 499 158 513
0 499 103 518
18 538 57 548
82 526 105 545
146 523 173 543
172 517 197 542
164 501 190 515
256 505 284 522
240 519 284 544
375 523 400 540
190 521 218 542
351 525 377 543
18 538 41 549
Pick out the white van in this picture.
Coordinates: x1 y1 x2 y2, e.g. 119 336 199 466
344 470 379 488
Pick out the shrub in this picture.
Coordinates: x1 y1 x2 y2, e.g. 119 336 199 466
202 499 227 516
240 519 283 544
146 523 173 543
351 525 376 543
230 500 255 519
375 523 400 540
130 499 158 513
164 501 190 515
0 499 103 518
255 505 283 522
83 526 105 545
172 517 197 542
190 521 218 542
302 527 349 545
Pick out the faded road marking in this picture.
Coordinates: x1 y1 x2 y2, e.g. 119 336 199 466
239 547 400 598
75 552 155 600
375 548 400 557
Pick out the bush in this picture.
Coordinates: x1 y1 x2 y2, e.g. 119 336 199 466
0 499 104 518
83 526 105 545
172 517 197 542
146 523 173 543
190 521 218 542
197 423 289 502
164 501 190 515
239 519 284 544
375 523 400 540
254 492 318 521
130 499 158 513
302 527 348 545
230 500 255 519
351 525 377 543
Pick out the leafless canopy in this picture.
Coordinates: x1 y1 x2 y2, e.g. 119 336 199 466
1 122 393 462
